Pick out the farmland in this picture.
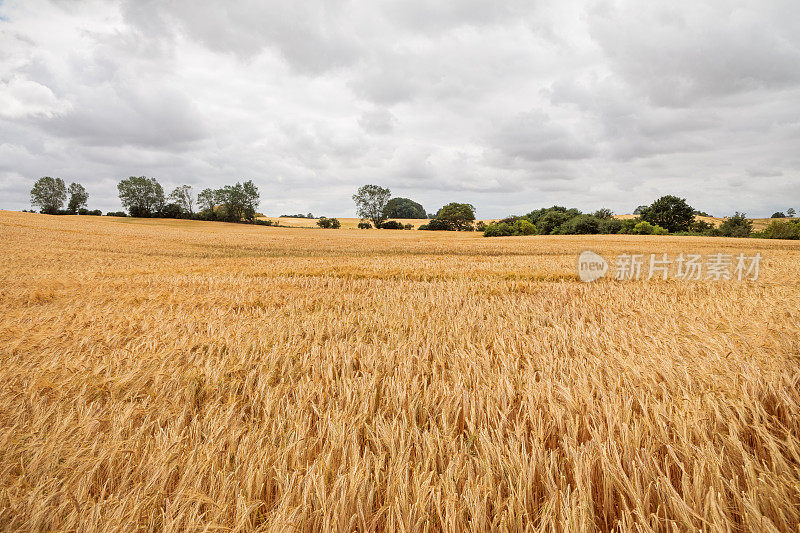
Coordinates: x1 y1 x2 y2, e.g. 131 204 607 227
1 210 799 531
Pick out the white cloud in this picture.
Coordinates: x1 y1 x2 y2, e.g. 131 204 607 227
0 0 798 218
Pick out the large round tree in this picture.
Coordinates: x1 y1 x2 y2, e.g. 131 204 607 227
383 197 426 219
639 195 695 233
30 177 67 214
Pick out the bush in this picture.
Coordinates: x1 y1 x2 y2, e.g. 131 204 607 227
717 212 753 238
380 220 405 229
483 222 515 237
404 224 414 230
77 208 102 216
475 221 487 232
771 212 786 218
598 218 623 234
558 215 600 235
483 219 537 237
630 221 668 235
418 218 455 231
357 221 372 229
316 217 341 229
253 219 276 226
763 220 800 240
105 211 127 217
690 219 715 233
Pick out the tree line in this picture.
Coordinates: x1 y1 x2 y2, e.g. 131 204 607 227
27 177 800 239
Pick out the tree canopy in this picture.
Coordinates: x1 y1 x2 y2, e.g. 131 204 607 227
67 183 89 214
30 177 67 214
353 185 391 228
639 195 695 233
118 176 165 217
383 197 426 219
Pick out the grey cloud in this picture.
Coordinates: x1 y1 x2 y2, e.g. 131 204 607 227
485 111 595 164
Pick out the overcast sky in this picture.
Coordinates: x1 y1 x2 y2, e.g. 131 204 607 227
1 0 798 217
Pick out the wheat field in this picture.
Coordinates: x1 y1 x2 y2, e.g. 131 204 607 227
1 210 799 532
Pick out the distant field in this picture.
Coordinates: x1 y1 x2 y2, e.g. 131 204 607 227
1 210 799 531
617 213 790 230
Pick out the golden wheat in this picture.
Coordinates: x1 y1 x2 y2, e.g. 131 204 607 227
0 210 798 531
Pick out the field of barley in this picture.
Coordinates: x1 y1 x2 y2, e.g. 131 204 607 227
1 209 799 531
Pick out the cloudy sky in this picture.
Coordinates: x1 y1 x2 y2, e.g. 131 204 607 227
1 0 798 217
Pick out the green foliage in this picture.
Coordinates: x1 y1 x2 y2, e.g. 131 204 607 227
353 184 391 228
771 212 786 218
316 217 341 229
380 220 406 229
558 214 600 235
536 211 573 234
357 221 372 229
593 208 614 219
717 212 753 238
690 219 715 233
282 213 315 219
422 203 476 231
118 176 165 217
105 211 127 217
66 183 89 214
418 218 454 231
30 177 67 214
215 180 260 222
629 221 668 235
383 197 426 219
77 208 101 216
788 208 796 217
197 188 217 213
763 219 800 240
633 205 647 215
483 219 537 237
169 185 194 215
598 218 623 234
639 195 695 232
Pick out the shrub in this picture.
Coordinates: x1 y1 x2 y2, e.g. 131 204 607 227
483 222 515 237
316 217 341 229
418 218 455 231
771 212 786 218
630 221 668 235
403 224 414 230
475 221 487 232
717 212 753 238
357 221 372 229
598 218 623 234
559 215 600 235
105 211 127 217
515 219 537 235
690 219 715 233
380 220 405 229
763 220 800 240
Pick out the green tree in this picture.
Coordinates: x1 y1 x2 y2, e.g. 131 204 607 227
117 176 165 217
383 197 426 219
639 195 695 233
788 208 796 218
66 183 89 214
593 208 614 219
353 185 391 228
197 188 217 213
435 203 476 231
169 185 194 215
216 180 260 222
771 212 786 219
30 177 67 214
717 212 753 238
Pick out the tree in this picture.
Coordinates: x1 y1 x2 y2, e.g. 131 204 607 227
633 205 648 215
435 203 476 231
383 197 426 219
117 176 165 217
717 212 753 238
771 212 786 218
353 185 391 228
30 177 67 214
639 195 695 233
215 180 260 222
169 185 194 215
197 188 217 213
66 183 89 214
788 208 796 218
593 208 613 219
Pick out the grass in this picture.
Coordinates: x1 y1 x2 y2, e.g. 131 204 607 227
1 210 799 531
